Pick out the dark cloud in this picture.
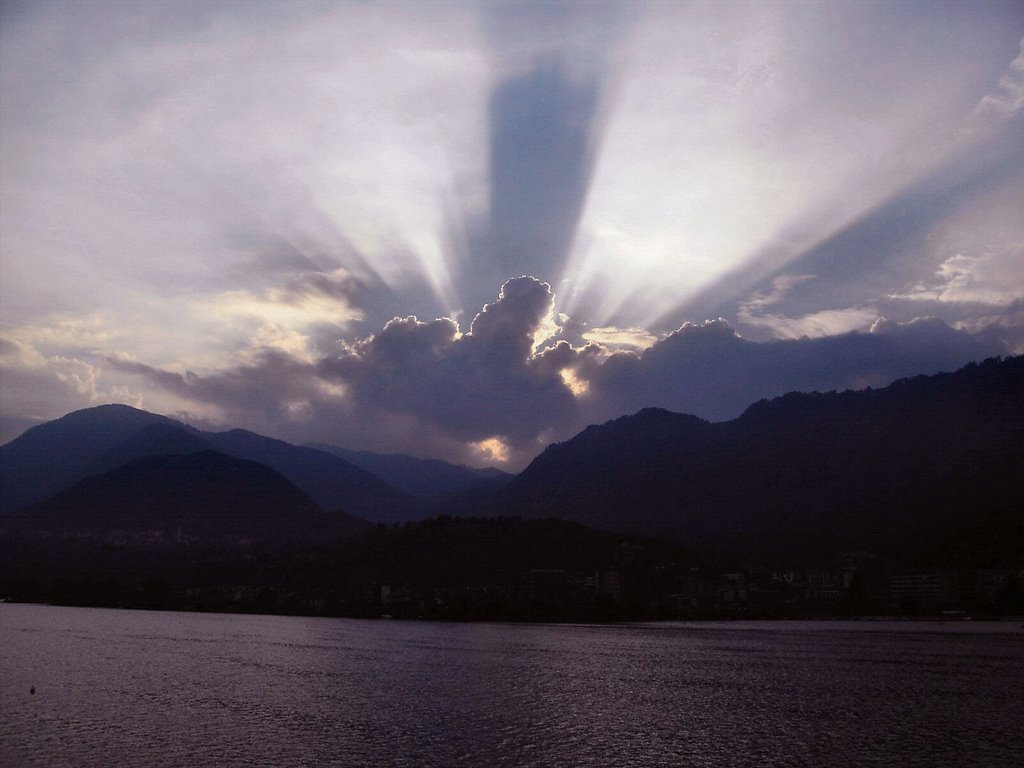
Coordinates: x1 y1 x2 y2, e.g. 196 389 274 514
465 276 557 363
107 350 321 433
577 316 1004 425
322 277 578 450
108 278 577 463
105 278 1008 469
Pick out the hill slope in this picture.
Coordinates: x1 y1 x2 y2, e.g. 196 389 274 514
498 357 1024 565
2 451 359 543
0 406 421 522
0 404 176 512
305 443 512 503
205 431 419 521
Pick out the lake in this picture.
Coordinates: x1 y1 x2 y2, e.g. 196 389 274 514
1 604 1022 767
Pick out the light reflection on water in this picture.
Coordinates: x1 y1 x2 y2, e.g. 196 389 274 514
2 605 1022 767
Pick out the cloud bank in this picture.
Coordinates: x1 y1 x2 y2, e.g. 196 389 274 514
4 278 978 469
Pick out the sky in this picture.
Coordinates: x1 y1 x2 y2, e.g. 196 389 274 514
1 0 1022 470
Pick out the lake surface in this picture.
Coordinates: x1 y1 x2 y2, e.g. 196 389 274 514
1 605 1022 767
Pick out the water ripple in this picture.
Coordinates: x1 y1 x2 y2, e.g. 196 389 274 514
1 606 1022 767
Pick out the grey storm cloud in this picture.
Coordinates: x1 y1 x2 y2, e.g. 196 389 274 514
109 278 580 460
106 278 1007 469
321 277 579 448
108 350 320 427
578 316 1004 427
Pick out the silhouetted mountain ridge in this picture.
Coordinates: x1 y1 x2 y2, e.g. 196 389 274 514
3 450 363 542
497 356 1024 566
305 442 512 502
0 405 176 512
0 407 422 522
89 422 215 476
3 357 1021 566
204 429 419 522
512 409 711 494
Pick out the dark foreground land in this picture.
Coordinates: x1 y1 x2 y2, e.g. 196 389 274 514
2 515 1021 622
1 358 1021 622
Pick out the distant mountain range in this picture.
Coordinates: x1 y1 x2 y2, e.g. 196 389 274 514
3 450 362 543
0 407 501 524
304 443 511 501
487 356 1024 566
1 356 1022 569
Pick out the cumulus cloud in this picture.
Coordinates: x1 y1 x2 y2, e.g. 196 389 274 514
87 279 1006 470
0 335 139 434
865 161 1024 347
101 278 580 465
0 316 123 415
320 277 578 450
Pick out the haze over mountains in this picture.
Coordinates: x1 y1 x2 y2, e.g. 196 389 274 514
1 356 1022 569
